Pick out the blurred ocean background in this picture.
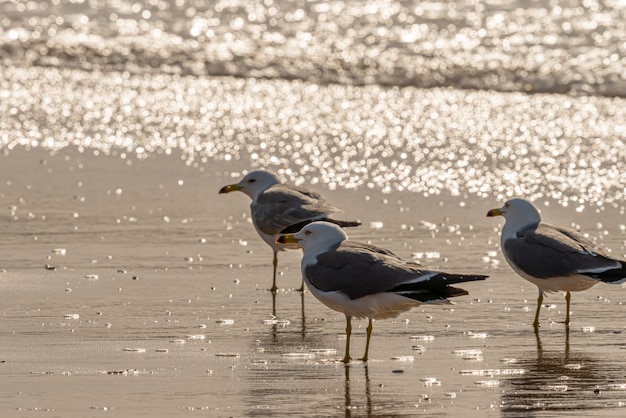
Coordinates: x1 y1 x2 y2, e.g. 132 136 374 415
1 0 626 206
2 0 626 94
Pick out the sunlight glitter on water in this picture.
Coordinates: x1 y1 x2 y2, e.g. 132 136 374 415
2 67 625 211
2 147 626 417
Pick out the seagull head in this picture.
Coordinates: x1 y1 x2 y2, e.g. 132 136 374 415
276 221 348 254
487 198 542 231
218 170 280 200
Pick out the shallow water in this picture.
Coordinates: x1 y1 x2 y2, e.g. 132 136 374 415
1 149 626 417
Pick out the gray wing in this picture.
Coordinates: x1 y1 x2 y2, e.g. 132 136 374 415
252 184 339 235
503 222 621 279
305 241 486 300
305 241 433 299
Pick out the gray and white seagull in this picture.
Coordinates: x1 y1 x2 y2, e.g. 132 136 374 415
276 221 487 363
219 170 360 292
487 197 626 328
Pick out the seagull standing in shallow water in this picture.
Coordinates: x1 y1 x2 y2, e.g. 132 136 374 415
276 221 487 363
487 198 626 329
219 170 360 292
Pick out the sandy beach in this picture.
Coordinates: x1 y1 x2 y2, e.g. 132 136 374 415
1 147 626 417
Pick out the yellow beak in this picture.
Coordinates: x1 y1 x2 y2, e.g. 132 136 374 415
218 184 242 194
276 233 300 244
486 208 504 217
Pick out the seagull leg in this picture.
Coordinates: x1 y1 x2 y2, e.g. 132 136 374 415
297 248 305 292
533 291 543 328
271 250 278 293
564 291 571 329
342 315 352 363
359 318 373 362
534 326 543 354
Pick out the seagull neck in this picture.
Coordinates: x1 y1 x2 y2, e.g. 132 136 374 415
502 220 539 242
301 241 342 267
250 184 275 203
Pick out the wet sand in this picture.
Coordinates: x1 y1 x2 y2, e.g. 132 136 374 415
2 147 626 417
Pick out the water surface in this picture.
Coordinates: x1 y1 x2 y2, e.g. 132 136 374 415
1 149 626 416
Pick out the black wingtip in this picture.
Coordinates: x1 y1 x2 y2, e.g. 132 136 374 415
324 218 361 228
448 274 489 283
590 260 626 284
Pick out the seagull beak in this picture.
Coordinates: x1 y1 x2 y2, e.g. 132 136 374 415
486 207 504 217
219 184 242 194
276 233 300 244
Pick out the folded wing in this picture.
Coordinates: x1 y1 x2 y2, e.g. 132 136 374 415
504 223 626 283
305 241 487 301
252 184 340 235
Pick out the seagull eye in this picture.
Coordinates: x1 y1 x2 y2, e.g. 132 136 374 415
305 230 312 235
248 179 256 183
504 203 509 208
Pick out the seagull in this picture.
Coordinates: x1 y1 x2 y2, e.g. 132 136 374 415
487 198 626 328
219 170 360 292
276 221 487 363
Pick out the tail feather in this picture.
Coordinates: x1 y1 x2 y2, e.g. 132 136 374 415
392 272 487 301
398 285 469 303
280 218 361 234
423 272 489 286
324 218 361 228
587 261 626 284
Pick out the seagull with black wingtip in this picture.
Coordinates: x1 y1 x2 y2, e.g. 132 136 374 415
487 197 626 329
219 170 360 293
276 221 487 363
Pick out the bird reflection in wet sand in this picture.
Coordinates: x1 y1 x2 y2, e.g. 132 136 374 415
219 170 361 293
277 222 487 363
534 326 570 359
267 290 307 344
344 363 372 417
501 328 626 414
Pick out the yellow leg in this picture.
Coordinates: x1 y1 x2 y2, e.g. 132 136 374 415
342 316 352 363
271 251 278 293
534 326 542 353
533 292 543 328
360 318 373 362
297 247 305 292
565 291 571 328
